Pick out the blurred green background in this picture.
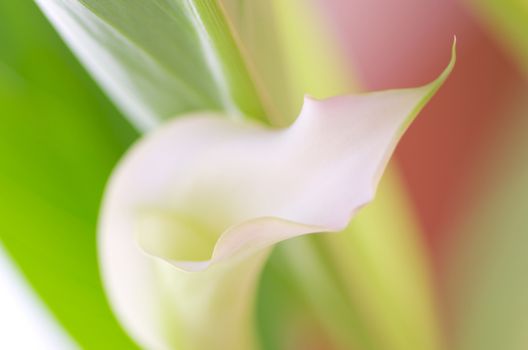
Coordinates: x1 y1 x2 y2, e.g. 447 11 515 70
0 1 137 348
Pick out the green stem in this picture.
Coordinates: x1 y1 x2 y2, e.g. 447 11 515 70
183 0 268 123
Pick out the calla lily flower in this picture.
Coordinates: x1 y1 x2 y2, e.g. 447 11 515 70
99 45 455 350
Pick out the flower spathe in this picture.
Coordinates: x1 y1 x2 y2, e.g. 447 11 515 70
98 45 455 349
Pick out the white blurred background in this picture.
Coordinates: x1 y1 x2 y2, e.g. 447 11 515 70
0 245 75 349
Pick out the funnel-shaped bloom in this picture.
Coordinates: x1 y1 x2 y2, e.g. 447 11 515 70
99 47 454 349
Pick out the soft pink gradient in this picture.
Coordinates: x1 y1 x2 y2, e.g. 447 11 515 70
319 0 524 266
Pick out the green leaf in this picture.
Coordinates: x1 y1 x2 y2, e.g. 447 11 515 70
35 0 356 127
35 0 267 130
0 2 138 348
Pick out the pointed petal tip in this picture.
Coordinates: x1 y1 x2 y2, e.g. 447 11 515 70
439 37 457 83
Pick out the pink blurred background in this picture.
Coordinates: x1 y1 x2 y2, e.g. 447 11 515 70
319 0 527 344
